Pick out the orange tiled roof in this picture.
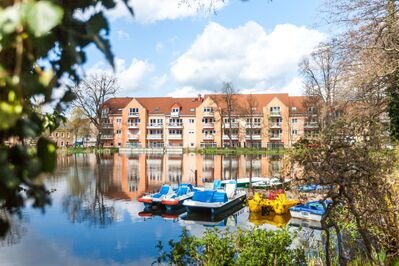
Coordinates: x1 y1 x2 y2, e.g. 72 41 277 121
102 97 133 114
136 97 202 115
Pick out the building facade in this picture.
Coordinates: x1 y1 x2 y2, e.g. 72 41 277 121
99 94 318 148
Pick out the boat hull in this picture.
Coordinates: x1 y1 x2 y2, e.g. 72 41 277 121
289 210 322 221
185 194 246 216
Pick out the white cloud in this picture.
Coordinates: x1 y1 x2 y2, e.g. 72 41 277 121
117 29 130 39
155 41 164 53
150 74 168 90
87 58 154 94
167 86 212 97
171 21 326 94
107 0 229 23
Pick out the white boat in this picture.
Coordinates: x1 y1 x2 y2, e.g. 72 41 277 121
252 178 292 189
221 177 269 188
183 181 246 216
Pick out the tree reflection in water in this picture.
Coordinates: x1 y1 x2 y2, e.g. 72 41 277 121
0 209 27 248
61 154 117 227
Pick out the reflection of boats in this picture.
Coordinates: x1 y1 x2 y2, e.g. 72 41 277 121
183 181 246 216
248 192 299 214
248 212 291 228
180 202 245 227
288 217 323 230
252 178 292 189
138 184 194 209
221 177 269 188
289 200 332 221
138 206 186 221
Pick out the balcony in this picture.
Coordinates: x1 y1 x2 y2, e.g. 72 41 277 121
203 111 214 117
170 112 180 117
168 134 183 140
224 122 239 128
248 123 262 128
147 134 163 140
128 112 139 117
128 123 139 128
304 122 319 129
100 134 113 140
167 123 183 129
269 135 282 140
202 123 214 129
102 123 113 129
147 123 163 129
202 134 215 140
223 135 238 140
270 111 281 117
245 135 262 140
128 134 139 140
270 123 282 129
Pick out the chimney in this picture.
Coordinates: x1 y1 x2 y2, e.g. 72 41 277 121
197 94 203 102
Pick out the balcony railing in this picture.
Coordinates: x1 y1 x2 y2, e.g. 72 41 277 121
147 134 163 140
224 122 239 128
167 123 183 128
202 134 215 140
128 134 139 140
170 112 180 117
223 135 238 140
128 123 139 128
100 134 113 140
203 111 214 117
147 123 163 128
168 134 183 140
128 112 139 117
202 123 214 128
102 123 113 129
269 135 282 140
270 123 282 129
304 122 319 129
270 111 281 117
248 123 262 128
245 135 262 140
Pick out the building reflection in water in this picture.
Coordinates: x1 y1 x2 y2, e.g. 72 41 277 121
102 153 285 200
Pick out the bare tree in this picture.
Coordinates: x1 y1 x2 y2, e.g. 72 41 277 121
300 41 346 129
72 73 119 147
213 82 239 148
66 107 91 144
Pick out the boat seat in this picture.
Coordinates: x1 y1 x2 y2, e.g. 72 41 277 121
213 180 222 190
153 185 171 198
212 191 228 203
176 186 189 196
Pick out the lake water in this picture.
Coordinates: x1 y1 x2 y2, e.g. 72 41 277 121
0 153 321 266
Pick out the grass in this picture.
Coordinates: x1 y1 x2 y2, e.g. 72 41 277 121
193 147 285 155
62 147 119 154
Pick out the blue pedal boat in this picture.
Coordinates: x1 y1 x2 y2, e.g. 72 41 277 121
183 181 246 216
138 184 174 208
289 200 332 221
161 184 195 211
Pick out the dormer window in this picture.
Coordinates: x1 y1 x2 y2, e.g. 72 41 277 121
172 108 179 113
291 107 297 111
203 107 213 113
129 108 139 116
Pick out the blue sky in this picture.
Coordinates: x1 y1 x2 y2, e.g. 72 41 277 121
85 0 326 97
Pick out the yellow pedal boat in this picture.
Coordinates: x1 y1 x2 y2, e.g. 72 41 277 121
248 192 299 215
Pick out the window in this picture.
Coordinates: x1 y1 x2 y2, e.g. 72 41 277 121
189 119 195 123
291 107 297 111
101 109 108 116
308 106 315 113
190 108 195 112
116 130 121 134
116 118 122 124
67 133 70 138
172 108 179 113
191 143 194 147
61 133 64 137
270 106 281 112
251 107 257 112
291 130 298 135
203 107 213 113
129 108 139 115
55 133 58 137
189 130 194 134
291 118 298 124
169 129 182 134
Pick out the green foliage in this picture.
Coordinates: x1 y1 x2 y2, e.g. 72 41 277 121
198 147 285 155
0 0 132 236
156 228 306 266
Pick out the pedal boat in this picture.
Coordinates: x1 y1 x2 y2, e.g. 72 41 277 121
161 184 195 211
138 184 174 208
183 181 246 216
289 200 332 221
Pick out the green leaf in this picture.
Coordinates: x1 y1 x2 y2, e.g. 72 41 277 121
0 4 21 34
25 1 63 37
37 137 57 172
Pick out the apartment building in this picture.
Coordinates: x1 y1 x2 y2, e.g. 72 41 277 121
99 93 318 148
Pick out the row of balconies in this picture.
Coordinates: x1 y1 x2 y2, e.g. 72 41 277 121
101 133 280 141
